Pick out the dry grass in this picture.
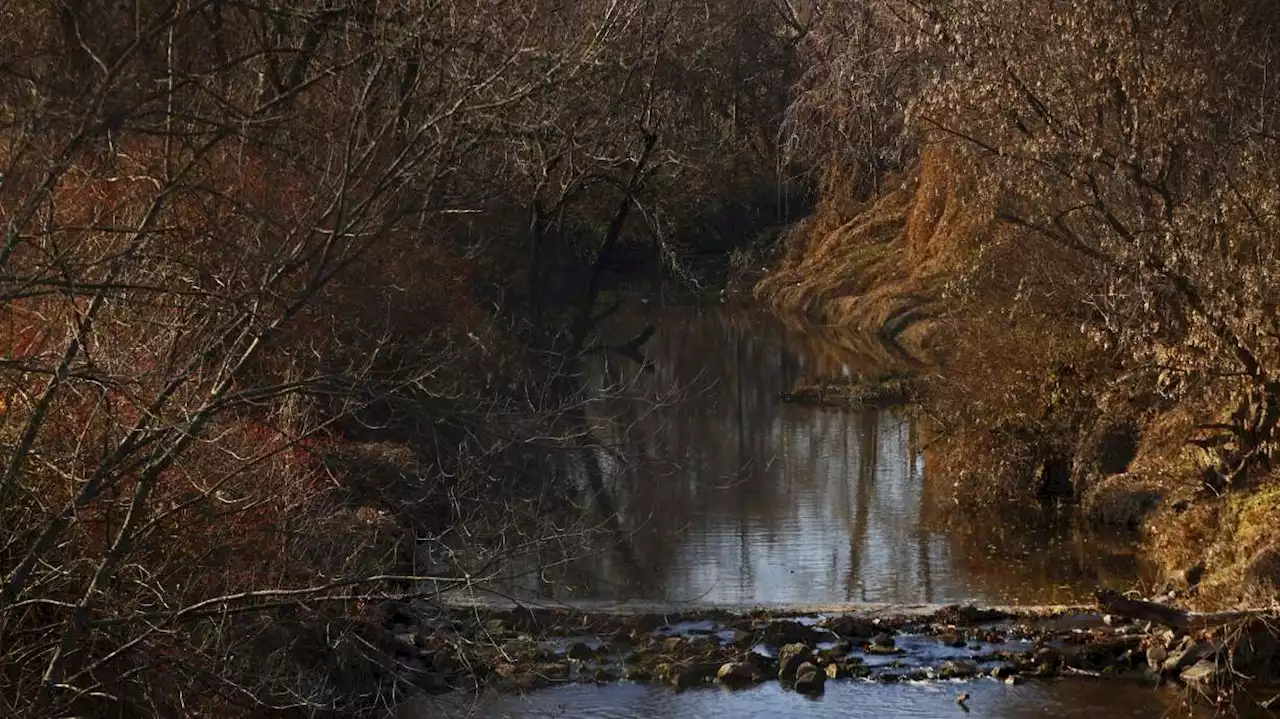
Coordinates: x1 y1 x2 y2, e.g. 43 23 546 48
755 145 987 356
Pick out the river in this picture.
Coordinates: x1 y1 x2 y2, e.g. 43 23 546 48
428 301 1190 719
471 301 1143 607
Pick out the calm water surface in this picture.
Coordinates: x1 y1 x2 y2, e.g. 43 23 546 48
428 302 1176 719
419 679 1195 719
471 302 1142 608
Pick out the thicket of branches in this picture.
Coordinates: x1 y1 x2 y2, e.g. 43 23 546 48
786 0 1280 497
0 1 803 716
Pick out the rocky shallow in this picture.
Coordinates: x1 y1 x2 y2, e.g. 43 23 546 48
364 601 1271 707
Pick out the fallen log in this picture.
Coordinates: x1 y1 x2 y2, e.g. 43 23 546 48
1094 589 1190 629
1095 589 1271 631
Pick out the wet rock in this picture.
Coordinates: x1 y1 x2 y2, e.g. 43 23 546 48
794 662 826 695
778 643 812 681
822 615 877 639
871 632 896 649
936 632 966 648
937 660 980 679
936 605 1011 625
1005 675 1023 685
865 633 901 655
730 629 755 648
662 636 684 653
817 639 853 662
763 620 828 646
716 661 760 688
669 661 719 689
1180 658 1221 690
990 664 1018 680
1033 647 1062 676
564 642 597 661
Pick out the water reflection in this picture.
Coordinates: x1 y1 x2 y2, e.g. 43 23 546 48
418 679 1201 719
491 303 1141 606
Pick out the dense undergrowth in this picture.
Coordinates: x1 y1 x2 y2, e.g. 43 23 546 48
0 1 805 716
756 0 1280 611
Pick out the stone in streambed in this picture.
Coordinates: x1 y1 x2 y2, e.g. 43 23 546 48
716 661 761 687
565 642 596 661
778 643 812 681
794 662 826 695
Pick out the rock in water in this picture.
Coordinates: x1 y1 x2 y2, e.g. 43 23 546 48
1181 659 1220 691
871 632 896 649
778 643 811 681
794 662 826 695
716 662 757 688
565 642 595 661
938 660 979 679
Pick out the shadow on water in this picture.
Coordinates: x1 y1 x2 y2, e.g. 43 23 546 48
486 301 1145 607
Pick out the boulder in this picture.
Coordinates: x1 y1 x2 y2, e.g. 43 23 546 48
670 662 719 689
937 660 980 679
817 639 853 662
871 632 896 649
822 615 877 639
794 662 826 695
565 642 596 661
763 620 828 646
716 661 759 688
1033 647 1062 676
778 643 811 681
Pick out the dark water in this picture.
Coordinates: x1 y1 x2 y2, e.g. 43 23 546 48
477 302 1142 608
423 303 1182 719
415 678 1194 719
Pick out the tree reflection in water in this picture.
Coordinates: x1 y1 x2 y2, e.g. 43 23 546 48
496 302 1145 606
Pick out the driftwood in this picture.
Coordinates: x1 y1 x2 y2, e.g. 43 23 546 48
1095 588 1272 631
1095 589 1190 629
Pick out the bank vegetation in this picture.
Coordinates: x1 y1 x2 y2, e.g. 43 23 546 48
758 0 1280 611
0 0 802 716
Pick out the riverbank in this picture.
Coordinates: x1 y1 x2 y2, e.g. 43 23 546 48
754 167 1280 616
751 0 1280 622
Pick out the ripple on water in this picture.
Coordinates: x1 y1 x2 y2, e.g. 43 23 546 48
418 678 1191 719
